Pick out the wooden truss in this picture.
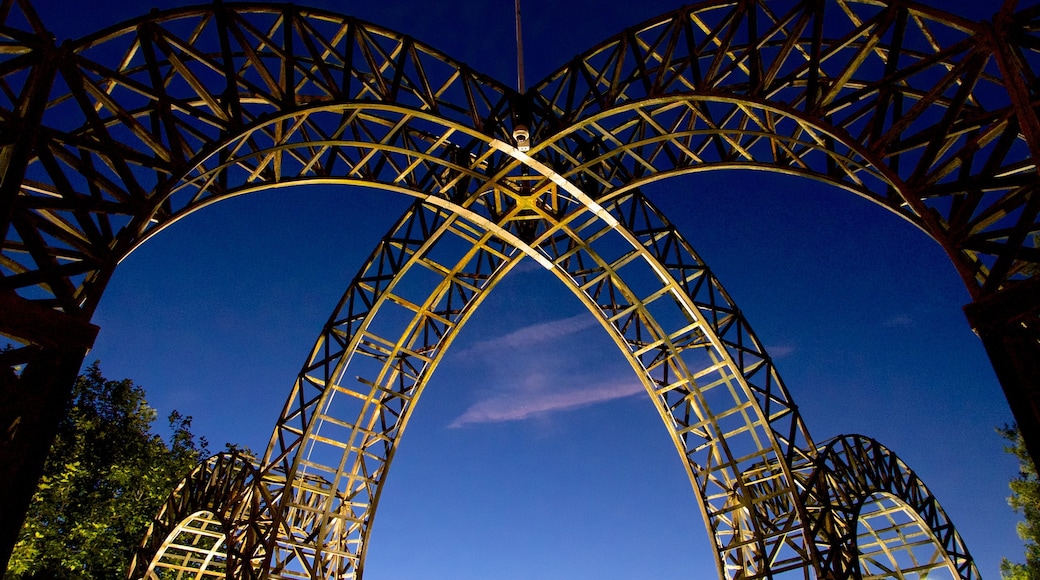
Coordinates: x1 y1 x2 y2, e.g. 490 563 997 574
0 0 1037 577
130 189 979 579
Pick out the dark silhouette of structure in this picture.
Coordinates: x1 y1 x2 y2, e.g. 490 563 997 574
0 0 1036 577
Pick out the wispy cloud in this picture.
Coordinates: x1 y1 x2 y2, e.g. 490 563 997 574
456 313 599 356
448 380 642 428
883 314 914 328
765 344 797 359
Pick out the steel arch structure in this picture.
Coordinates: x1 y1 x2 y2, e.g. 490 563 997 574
132 189 978 579
0 0 1036 576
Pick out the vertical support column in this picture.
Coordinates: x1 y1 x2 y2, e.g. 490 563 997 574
0 351 94 572
965 280 1040 470
0 294 99 572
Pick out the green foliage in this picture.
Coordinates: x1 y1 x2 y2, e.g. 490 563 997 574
4 362 210 580
1001 424 1040 580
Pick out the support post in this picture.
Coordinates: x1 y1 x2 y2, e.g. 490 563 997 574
0 346 93 572
0 293 98 573
964 278 1040 469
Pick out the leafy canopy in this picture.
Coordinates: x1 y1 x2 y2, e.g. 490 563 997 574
5 362 210 580
1002 424 1040 580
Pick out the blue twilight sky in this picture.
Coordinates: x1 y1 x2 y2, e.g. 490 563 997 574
35 0 1024 577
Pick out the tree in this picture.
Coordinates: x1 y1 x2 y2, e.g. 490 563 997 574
1001 423 1040 580
4 362 211 580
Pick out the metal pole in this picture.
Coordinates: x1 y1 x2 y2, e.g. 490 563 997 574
515 0 525 94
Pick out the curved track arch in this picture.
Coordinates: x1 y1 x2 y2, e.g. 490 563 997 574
0 0 1035 577
524 0 1040 294
799 435 979 580
256 188 821 578
0 2 516 319
2 0 1038 324
135 186 979 580
128 451 272 579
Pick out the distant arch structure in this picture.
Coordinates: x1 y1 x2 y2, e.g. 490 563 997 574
129 451 271 579
0 0 1036 578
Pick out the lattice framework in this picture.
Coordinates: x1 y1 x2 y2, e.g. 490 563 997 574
129 451 273 579
1 0 1038 323
0 0 1036 578
247 186 822 578
130 184 978 580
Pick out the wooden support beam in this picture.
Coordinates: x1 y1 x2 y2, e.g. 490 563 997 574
0 297 97 575
965 277 1040 470
0 345 91 574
